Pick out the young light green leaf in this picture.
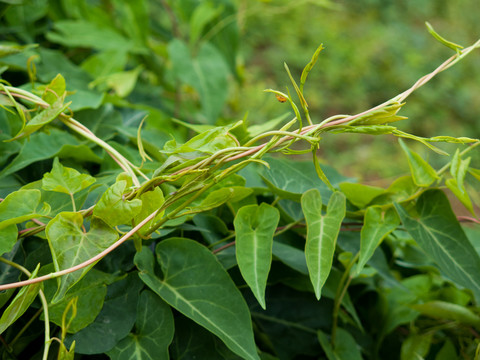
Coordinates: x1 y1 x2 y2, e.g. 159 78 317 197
425 22 464 52
42 157 96 196
312 149 335 192
134 240 260 360
399 139 439 187
46 212 118 303
107 290 175 360
0 264 41 335
93 180 142 227
446 149 474 215
394 130 449 155
300 44 324 92
234 203 280 309
0 189 50 230
395 189 480 302
348 101 406 126
133 187 165 236
8 98 71 141
162 123 238 155
355 206 399 276
302 189 346 299
43 73 66 105
339 183 386 209
329 124 397 135
411 301 480 327
469 168 480 181
0 224 18 256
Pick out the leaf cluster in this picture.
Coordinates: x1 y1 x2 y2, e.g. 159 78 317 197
0 1 480 360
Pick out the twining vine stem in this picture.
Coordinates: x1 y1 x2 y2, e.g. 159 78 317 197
0 38 479 293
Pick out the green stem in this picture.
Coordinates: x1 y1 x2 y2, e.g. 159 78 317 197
331 252 359 345
0 257 51 360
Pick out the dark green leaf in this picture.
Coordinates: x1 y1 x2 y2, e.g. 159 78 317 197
135 240 259 360
66 273 143 354
107 290 175 360
395 190 480 302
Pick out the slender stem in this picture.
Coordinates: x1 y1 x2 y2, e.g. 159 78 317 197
0 257 51 360
0 208 160 291
331 253 359 345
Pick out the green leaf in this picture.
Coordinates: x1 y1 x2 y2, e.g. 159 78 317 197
47 20 144 53
133 187 165 236
410 300 480 327
171 315 242 360
0 189 50 230
0 129 85 179
272 240 308 275
107 290 175 360
234 203 280 309
0 264 41 335
334 328 363 360
93 180 142 227
395 190 480 302
134 240 259 360
45 269 115 333
339 183 386 209
8 98 71 141
0 43 37 58
301 189 346 299
262 157 350 202
190 1 223 46
42 73 66 105
425 22 464 52
162 123 238 155
399 139 439 187
355 207 399 276
0 224 17 256
348 101 406 126
66 273 143 354
446 149 474 215
168 39 229 123
42 158 95 196
45 212 118 303
90 65 143 98
300 44 324 92
400 333 432 360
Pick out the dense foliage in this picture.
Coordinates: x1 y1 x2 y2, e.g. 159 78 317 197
1 1 480 359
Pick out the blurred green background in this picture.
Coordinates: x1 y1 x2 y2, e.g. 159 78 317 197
234 0 480 182
1 0 479 184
